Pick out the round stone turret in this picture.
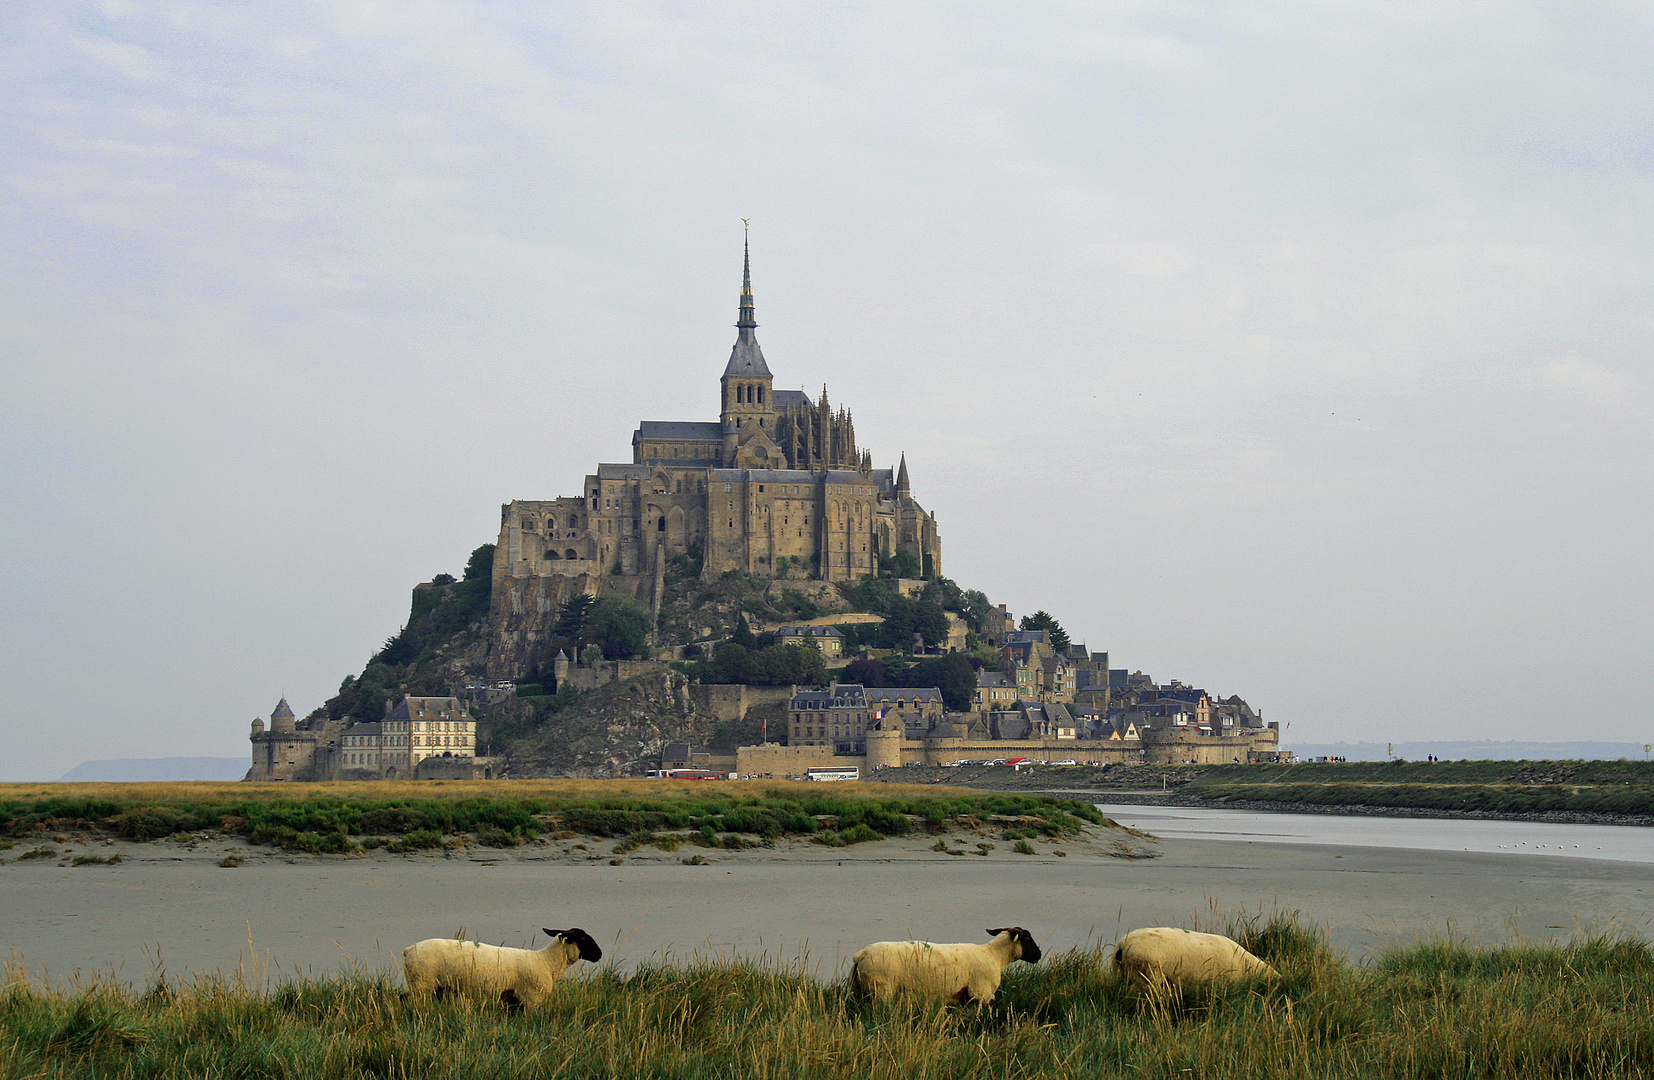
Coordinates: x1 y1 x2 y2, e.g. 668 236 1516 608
865 726 902 772
269 697 296 734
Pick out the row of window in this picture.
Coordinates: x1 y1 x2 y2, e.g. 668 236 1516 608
642 445 718 460
344 736 471 751
523 514 585 532
718 482 871 497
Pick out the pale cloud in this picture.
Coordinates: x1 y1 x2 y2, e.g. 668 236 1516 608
1 0 1651 779
1520 356 1632 404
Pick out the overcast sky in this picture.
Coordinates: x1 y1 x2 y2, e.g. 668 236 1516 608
3 2 1650 780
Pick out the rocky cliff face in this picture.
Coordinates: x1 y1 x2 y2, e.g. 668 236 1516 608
487 670 716 778
312 548 858 776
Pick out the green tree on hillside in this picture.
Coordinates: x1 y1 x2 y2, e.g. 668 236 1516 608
587 597 652 660
843 656 886 686
1020 610 1071 651
555 594 597 640
881 548 921 579
463 544 495 581
914 600 950 649
744 644 828 687
957 589 992 632
907 653 978 712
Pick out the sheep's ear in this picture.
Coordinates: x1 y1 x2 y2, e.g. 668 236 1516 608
542 927 563 940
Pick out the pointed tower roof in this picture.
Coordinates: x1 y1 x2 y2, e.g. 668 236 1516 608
723 224 772 378
271 697 294 720
896 454 911 496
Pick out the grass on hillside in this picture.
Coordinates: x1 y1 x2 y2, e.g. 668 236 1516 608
6 913 1652 1080
0 781 1108 855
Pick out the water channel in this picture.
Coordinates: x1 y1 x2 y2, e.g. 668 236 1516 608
1097 803 1654 867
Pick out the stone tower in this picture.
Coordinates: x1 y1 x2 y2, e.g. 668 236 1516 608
248 696 318 781
719 229 775 439
269 696 296 734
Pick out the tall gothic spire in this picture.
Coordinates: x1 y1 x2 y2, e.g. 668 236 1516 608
723 222 771 378
896 454 911 496
737 221 756 330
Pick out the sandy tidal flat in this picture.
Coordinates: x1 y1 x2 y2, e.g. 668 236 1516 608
4 824 1651 991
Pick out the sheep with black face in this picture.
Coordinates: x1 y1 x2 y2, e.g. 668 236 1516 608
403 928 602 1007
849 927 1041 1004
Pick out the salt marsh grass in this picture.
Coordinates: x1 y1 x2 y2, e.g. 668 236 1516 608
6 914 1653 1079
0 781 1104 854
0 779 982 804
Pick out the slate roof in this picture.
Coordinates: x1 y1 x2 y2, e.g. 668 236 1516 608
709 468 819 483
723 327 771 378
596 463 648 479
993 713 1033 740
790 684 942 709
635 421 723 441
865 687 942 704
773 389 810 408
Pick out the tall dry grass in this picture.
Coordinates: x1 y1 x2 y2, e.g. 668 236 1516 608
6 912 1653 1079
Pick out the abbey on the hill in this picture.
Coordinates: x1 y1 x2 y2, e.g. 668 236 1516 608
492 238 941 588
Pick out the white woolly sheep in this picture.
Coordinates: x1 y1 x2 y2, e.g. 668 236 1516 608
849 927 1041 1004
402 927 602 1007
1112 927 1277 991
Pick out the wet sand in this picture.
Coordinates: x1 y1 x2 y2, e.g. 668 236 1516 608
6 826 1652 990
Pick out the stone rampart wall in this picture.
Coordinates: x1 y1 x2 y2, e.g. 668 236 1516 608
736 743 865 778
689 683 794 724
560 658 670 693
736 727 1281 774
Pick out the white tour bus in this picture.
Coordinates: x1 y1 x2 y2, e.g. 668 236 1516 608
804 765 860 782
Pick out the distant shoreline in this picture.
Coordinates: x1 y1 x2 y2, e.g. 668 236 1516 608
1004 787 1654 828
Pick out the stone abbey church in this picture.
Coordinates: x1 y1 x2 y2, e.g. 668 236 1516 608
492 242 942 605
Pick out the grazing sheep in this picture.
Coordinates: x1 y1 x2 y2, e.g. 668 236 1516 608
402 927 602 1006
1112 927 1277 990
849 927 1041 1004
